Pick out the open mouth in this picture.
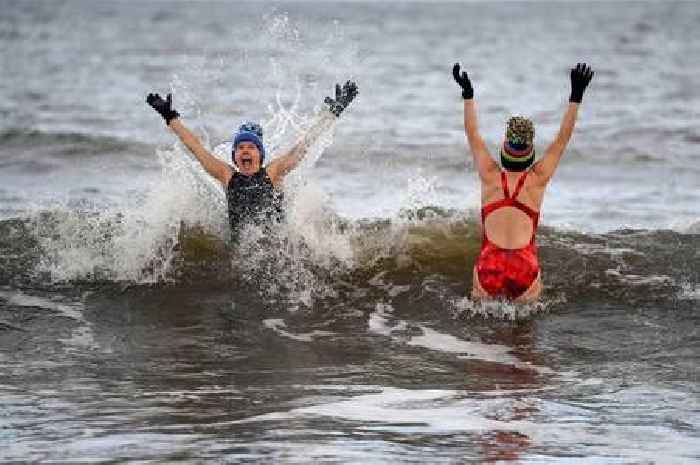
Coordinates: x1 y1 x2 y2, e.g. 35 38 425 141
240 156 253 169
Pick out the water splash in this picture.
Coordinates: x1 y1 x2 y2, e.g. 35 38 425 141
29 13 358 292
449 294 565 321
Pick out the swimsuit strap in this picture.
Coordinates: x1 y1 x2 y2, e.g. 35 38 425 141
500 171 510 198
481 170 540 243
510 170 539 224
500 170 528 200
511 170 529 199
511 170 539 242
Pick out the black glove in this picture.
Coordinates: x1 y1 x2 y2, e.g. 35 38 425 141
324 81 358 117
569 63 594 103
146 92 180 124
452 63 474 100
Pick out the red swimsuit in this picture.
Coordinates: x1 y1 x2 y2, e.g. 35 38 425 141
476 170 540 299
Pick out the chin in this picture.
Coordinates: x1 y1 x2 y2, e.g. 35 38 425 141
239 164 259 175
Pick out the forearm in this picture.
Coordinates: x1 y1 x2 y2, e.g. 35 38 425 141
269 80 357 183
534 102 580 182
168 119 229 181
296 111 335 150
463 99 488 153
552 102 579 150
461 99 498 178
169 119 209 163
280 112 335 170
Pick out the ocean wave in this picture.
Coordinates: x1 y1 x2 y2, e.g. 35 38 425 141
1 206 697 315
0 128 152 167
0 128 128 149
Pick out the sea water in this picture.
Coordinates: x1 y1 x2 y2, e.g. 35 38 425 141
1 1 699 463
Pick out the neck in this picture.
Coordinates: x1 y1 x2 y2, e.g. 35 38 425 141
238 167 262 177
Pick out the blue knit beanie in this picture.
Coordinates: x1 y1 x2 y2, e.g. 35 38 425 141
232 121 265 164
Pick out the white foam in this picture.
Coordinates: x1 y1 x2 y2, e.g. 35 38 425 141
30 142 228 284
62 432 200 462
235 384 700 464
450 296 559 321
263 318 334 342
572 242 640 257
678 282 700 301
407 325 520 363
367 303 404 337
367 303 552 374
0 289 84 322
604 269 675 286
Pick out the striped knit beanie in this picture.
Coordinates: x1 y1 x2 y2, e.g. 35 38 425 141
500 116 535 171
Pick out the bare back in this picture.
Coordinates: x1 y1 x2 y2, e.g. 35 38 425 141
480 170 547 249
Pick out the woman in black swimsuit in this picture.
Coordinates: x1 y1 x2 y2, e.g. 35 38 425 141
146 81 358 240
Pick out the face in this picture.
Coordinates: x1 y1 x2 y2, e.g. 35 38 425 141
233 142 262 176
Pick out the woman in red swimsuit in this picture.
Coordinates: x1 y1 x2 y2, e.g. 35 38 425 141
452 63 594 302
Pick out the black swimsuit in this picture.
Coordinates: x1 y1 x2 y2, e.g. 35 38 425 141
226 167 284 240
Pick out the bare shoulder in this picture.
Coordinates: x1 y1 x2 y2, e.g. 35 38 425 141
523 167 548 208
219 165 234 187
480 163 501 185
529 160 551 187
265 160 284 187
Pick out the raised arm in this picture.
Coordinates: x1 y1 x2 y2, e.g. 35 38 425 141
266 112 335 182
267 81 358 184
146 93 232 186
453 64 499 180
532 63 594 185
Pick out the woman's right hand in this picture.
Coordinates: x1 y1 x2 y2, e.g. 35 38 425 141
146 92 180 125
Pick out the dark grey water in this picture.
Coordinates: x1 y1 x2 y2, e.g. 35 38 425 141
1 1 699 463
